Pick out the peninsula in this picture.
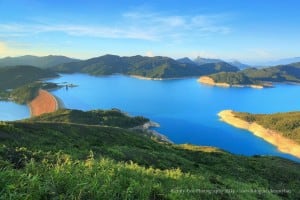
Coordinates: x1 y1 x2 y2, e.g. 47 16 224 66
218 110 300 159
198 73 265 89
198 62 300 88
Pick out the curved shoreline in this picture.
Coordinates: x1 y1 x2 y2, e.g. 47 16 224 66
218 110 300 159
28 89 59 117
198 76 264 89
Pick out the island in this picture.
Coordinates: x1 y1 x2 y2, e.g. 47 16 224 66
218 110 300 159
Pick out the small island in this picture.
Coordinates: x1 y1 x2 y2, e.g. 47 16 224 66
198 72 269 89
218 110 300 159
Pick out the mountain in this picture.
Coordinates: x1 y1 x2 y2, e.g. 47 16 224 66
228 60 250 70
243 62 300 82
194 56 223 65
0 109 299 199
0 55 80 69
176 57 195 64
52 54 239 78
0 65 58 90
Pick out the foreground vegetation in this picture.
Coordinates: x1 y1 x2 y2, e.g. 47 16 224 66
0 109 299 199
233 111 300 144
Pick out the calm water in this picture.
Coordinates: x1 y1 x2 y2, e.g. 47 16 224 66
1 73 300 162
0 101 30 121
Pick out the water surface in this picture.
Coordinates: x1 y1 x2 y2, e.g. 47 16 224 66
0 101 30 121
2 73 300 162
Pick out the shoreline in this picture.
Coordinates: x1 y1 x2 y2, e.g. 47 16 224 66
131 121 173 143
129 75 199 81
218 110 300 159
198 76 265 89
28 89 59 117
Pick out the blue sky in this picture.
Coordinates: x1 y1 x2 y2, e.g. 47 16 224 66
0 0 299 63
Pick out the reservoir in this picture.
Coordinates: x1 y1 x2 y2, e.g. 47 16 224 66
2 73 300 162
0 101 30 121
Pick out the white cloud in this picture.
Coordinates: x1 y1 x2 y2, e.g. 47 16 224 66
0 11 231 42
0 23 156 40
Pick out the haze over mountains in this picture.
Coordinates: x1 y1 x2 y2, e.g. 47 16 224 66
51 54 239 78
257 57 300 66
0 55 79 69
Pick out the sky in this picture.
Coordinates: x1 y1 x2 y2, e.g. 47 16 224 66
0 0 299 64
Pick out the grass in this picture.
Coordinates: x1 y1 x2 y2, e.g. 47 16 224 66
0 110 299 199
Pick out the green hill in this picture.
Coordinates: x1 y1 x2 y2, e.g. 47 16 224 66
27 109 149 128
243 62 300 82
0 65 58 90
0 109 299 199
233 111 300 144
206 62 300 86
208 72 257 85
0 55 79 69
52 55 239 78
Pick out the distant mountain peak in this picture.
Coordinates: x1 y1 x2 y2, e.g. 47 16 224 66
194 56 223 65
177 57 195 64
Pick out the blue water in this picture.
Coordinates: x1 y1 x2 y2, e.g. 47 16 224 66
1 73 300 162
0 101 30 121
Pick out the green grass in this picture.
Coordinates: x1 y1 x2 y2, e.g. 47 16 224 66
26 109 149 128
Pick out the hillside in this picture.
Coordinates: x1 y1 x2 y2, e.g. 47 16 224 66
208 72 257 85
51 55 239 78
0 65 58 90
243 62 300 82
228 60 250 69
0 109 299 199
0 55 79 69
202 62 300 87
233 111 300 144
27 109 149 128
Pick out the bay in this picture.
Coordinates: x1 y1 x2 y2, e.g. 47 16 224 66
0 101 30 121
49 74 300 162
2 73 300 162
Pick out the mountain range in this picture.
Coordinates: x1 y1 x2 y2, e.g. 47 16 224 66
51 54 239 78
177 56 250 69
0 55 79 69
